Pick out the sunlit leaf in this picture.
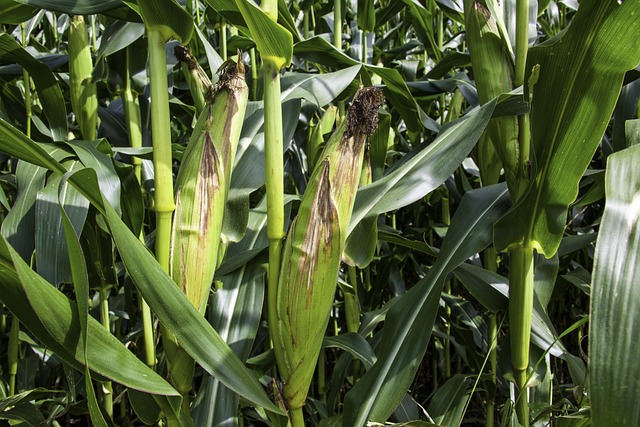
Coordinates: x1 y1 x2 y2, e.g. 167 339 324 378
495 0 640 257
590 143 640 426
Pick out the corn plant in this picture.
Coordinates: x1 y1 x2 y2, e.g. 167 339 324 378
1 1 639 426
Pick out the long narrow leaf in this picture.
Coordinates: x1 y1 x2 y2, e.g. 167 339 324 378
0 34 67 140
344 184 511 425
494 0 640 257
590 143 640 426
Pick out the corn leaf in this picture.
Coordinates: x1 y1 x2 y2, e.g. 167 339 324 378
34 164 89 285
225 0 292 68
344 184 511 425
0 34 67 141
0 0 37 24
294 36 424 131
1 161 45 261
0 125 283 415
137 0 193 43
13 0 124 14
59 180 109 427
0 236 180 398
348 96 506 236
590 143 640 426
357 0 376 32
494 0 640 257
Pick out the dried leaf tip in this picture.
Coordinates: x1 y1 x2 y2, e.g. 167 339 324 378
346 87 384 138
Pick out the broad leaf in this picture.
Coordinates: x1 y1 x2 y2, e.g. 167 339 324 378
494 0 640 257
0 236 180 398
343 184 511 425
137 0 193 43
590 143 640 426
348 96 505 235
0 34 67 141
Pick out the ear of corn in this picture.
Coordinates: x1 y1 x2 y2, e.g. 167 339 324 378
276 87 384 409
465 0 521 193
169 58 248 314
68 15 97 140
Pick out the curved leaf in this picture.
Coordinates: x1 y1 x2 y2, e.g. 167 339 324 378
0 0 37 24
494 0 640 257
0 34 67 141
590 143 640 426
344 184 511 425
14 0 126 14
0 123 282 415
137 0 193 43
0 236 180 398
225 0 293 68
348 96 504 236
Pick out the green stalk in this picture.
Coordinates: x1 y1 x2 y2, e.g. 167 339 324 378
361 30 367 63
290 407 305 427
147 28 181 423
264 57 288 386
345 266 362 380
8 317 19 395
0 305 5 333
442 196 451 379
250 48 258 100
487 313 497 427
147 30 175 273
122 47 155 368
510 1 532 425
514 0 529 88
220 19 228 61
99 284 114 418
510 246 534 426
485 246 498 427
333 0 342 49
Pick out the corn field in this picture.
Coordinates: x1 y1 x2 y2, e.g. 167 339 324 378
0 0 639 426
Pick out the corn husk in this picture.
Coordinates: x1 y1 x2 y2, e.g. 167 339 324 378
169 59 248 314
276 87 384 409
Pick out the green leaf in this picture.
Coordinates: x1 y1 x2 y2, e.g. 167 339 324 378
14 0 127 14
193 205 267 425
58 174 109 427
137 0 193 43
294 36 424 131
0 34 67 141
1 161 46 261
590 143 640 426
0 236 180 397
35 164 89 285
0 0 37 24
494 0 640 257
348 96 504 236
323 333 376 370
0 124 282 415
428 374 471 427
454 262 587 385
357 0 376 32
343 184 511 425
94 169 282 414
227 0 293 68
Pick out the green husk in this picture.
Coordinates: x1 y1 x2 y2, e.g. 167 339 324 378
275 87 384 410
169 59 248 314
